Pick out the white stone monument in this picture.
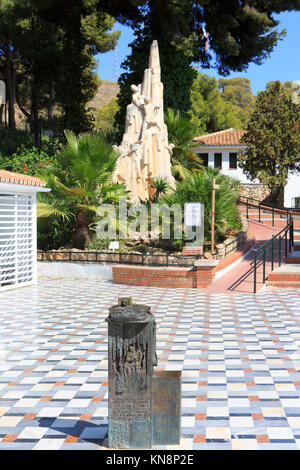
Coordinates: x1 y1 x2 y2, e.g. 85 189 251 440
115 40 175 202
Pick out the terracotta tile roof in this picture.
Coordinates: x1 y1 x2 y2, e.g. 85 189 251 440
0 170 46 187
193 128 247 146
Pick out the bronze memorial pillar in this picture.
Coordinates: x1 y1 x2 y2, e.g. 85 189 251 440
106 297 157 449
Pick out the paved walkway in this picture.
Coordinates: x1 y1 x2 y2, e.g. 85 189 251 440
0 278 300 450
205 220 284 294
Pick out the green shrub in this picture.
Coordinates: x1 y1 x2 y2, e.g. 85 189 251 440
1 146 57 176
160 167 242 244
0 127 34 159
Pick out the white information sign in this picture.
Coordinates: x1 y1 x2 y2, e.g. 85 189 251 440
184 203 202 227
109 241 119 250
0 80 6 105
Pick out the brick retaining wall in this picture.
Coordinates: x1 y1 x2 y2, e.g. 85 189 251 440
112 239 254 289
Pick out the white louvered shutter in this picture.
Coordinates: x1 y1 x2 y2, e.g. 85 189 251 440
0 192 36 290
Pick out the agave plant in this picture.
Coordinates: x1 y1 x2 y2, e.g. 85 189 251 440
37 130 130 249
150 177 171 202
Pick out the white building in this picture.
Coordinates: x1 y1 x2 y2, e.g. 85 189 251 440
0 170 49 291
192 128 300 207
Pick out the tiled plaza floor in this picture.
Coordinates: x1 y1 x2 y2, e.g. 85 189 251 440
0 278 300 450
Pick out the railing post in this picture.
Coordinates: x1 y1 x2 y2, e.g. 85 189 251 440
246 199 249 219
271 236 274 271
285 230 288 258
289 212 293 251
279 236 281 266
263 249 266 284
253 256 257 294
272 208 274 227
259 203 261 223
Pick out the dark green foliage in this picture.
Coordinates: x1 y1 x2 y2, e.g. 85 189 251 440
1 146 56 176
193 0 299 75
165 108 202 180
160 167 242 243
114 0 300 140
114 1 198 140
0 127 33 159
0 0 120 140
239 81 300 204
37 130 129 249
218 77 256 127
95 98 119 133
189 73 243 134
150 177 171 202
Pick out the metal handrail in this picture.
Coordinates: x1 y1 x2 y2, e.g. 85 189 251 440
224 232 246 257
250 212 294 293
239 195 292 227
239 195 300 214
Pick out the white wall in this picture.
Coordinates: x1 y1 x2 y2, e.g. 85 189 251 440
38 262 113 280
284 171 300 207
192 145 300 208
0 191 37 290
192 145 259 184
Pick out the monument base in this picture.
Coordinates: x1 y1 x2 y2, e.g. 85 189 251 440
153 370 181 445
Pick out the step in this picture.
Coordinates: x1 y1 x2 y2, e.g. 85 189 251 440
252 220 290 228
239 209 285 217
266 280 300 288
286 250 300 263
268 270 300 281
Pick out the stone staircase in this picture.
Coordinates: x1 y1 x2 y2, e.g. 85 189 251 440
239 199 300 289
266 266 300 288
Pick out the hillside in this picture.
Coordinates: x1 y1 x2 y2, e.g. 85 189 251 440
88 80 119 111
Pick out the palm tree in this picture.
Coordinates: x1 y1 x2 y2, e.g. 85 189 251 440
37 130 129 249
165 108 203 180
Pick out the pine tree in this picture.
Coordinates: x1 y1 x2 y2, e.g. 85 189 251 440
114 0 198 141
189 73 243 135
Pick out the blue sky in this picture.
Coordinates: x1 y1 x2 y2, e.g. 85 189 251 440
96 10 300 96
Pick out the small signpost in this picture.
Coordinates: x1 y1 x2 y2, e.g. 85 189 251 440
184 202 202 228
211 178 220 253
109 241 119 251
183 202 204 255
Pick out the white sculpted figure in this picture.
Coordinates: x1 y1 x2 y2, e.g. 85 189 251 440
115 40 175 202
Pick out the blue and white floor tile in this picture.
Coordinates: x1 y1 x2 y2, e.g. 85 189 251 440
0 278 300 449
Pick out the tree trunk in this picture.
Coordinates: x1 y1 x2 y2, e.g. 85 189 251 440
0 104 4 124
16 84 32 124
5 39 16 129
265 185 285 208
31 84 40 148
72 209 91 249
48 82 55 120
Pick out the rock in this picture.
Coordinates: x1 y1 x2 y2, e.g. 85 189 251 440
204 252 213 260
125 240 138 247
149 231 160 241
128 231 140 242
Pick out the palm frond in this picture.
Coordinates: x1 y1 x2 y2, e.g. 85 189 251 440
37 202 68 219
